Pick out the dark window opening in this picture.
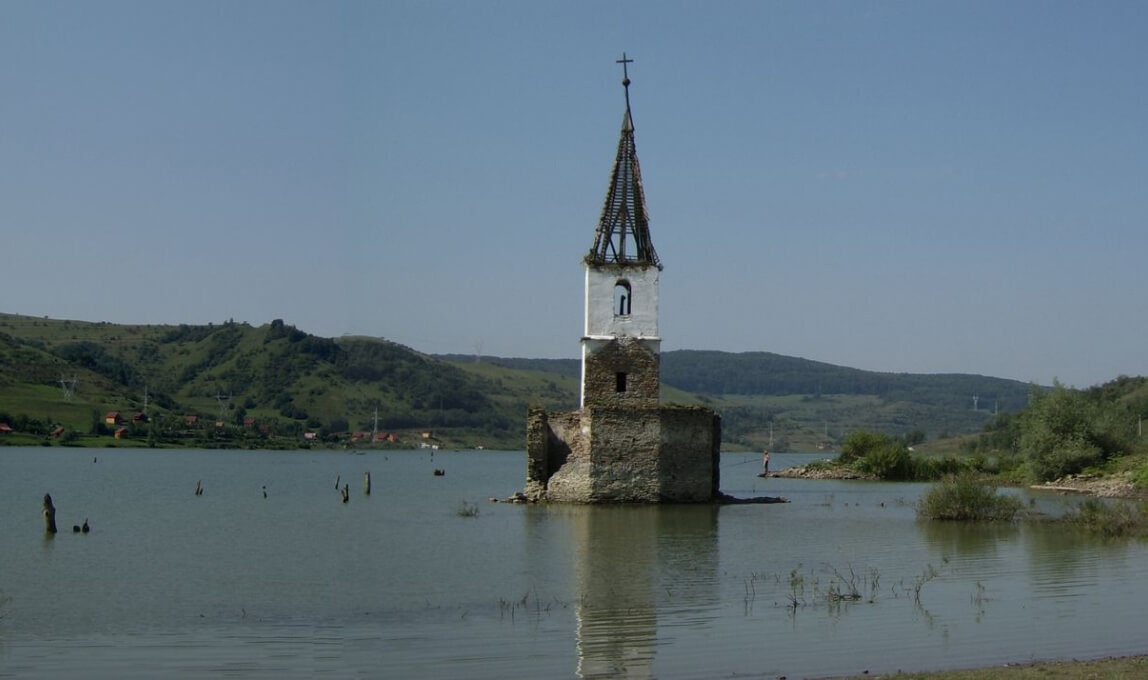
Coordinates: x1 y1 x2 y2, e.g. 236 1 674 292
615 372 627 393
613 280 632 317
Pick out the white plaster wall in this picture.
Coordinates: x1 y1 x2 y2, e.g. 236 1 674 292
583 265 659 339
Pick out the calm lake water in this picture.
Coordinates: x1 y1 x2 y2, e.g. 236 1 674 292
1 447 1146 679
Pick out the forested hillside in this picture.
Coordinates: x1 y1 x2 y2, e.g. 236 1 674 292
447 351 1029 411
0 314 529 447
1 312 1037 450
441 350 1034 450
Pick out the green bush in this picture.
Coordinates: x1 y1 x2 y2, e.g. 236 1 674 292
1020 382 1133 482
839 429 889 464
913 456 966 481
1026 433 1104 482
1133 461 1148 490
855 443 912 480
917 473 1023 521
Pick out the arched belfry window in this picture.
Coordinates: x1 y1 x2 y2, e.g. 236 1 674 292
614 280 632 317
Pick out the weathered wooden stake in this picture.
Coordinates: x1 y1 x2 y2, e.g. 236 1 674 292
43 493 58 534
194 480 203 496
364 471 371 495
335 474 341 490
341 483 350 503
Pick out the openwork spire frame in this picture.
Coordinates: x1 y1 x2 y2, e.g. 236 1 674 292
587 54 661 269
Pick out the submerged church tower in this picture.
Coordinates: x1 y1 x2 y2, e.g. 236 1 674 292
581 54 662 410
525 56 720 503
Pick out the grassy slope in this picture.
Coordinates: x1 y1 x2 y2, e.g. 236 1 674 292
0 314 526 448
0 312 1035 450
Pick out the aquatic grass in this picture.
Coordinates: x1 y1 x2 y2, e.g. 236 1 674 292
1062 498 1148 537
787 568 806 615
913 564 939 604
456 501 480 518
917 473 1023 521
497 586 559 623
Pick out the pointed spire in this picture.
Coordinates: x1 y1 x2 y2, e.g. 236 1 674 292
587 53 661 269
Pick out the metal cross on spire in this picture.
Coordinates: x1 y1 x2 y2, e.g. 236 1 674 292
616 52 633 110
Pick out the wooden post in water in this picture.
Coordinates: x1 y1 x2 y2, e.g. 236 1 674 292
341 483 350 503
335 474 341 490
364 471 371 495
43 493 58 534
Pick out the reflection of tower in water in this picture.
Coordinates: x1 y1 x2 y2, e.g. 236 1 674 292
572 505 719 679
575 507 658 679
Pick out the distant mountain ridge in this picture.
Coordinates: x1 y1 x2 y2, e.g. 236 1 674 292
439 350 1033 412
0 311 1036 450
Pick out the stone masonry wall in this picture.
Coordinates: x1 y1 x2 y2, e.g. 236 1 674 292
526 408 582 500
582 337 659 408
658 407 722 502
587 406 662 501
526 404 720 503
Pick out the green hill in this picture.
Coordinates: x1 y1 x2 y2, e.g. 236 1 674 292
0 314 522 448
439 351 1033 451
0 312 1037 451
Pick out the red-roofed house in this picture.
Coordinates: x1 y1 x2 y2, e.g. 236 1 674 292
114 427 128 439
0 423 12 435
105 412 122 426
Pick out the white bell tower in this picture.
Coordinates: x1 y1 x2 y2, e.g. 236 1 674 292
580 53 662 408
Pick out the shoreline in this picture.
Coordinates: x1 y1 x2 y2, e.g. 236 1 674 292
827 653 1148 679
771 463 1146 499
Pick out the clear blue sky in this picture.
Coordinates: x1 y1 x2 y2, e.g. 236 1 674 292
3 1 1146 388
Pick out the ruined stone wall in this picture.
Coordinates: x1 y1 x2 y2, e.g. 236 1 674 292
526 408 583 501
586 406 662 502
526 404 720 503
582 337 659 408
657 407 722 502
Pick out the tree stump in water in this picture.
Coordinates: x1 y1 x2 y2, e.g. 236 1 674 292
341 484 350 503
43 493 58 534
364 471 371 495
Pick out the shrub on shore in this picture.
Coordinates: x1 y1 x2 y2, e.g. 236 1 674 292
917 473 1023 521
1020 382 1134 482
840 429 969 481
